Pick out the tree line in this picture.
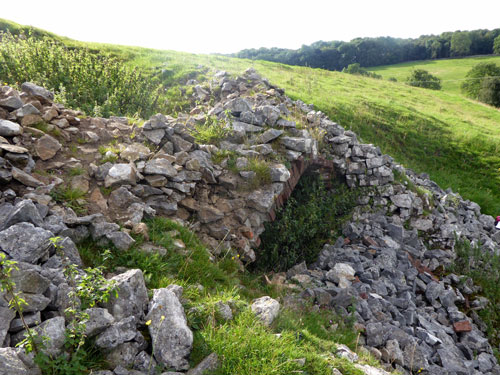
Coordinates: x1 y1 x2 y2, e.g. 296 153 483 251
233 29 500 70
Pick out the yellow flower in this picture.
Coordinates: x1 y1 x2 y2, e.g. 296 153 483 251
160 315 165 322
145 319 152 326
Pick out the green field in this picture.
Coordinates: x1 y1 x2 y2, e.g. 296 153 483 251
368 55 500 93
2 19 500 216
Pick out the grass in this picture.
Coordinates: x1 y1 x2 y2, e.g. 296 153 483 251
49 185 87 214
190 115 230 145
78 217 380 374
367 55 500 94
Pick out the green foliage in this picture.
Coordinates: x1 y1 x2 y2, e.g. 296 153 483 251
234 28 500 71
255 174 359 271
0 31 163 118
244 158 272 189
200 310 335 375
191 115 230 145
461 63 500 107
450 32 472 57
50 185 87 214
494 35 500 55
449 237 500 358
343 63 381 79
406 69 441 90
68 166 85 177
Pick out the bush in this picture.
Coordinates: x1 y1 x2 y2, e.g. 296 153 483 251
461 63 500 107
342 63 381 79
0 31 163 118
406 69 441 90
254 173 358 271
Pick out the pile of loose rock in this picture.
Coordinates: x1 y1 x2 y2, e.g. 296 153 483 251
0 67 499 374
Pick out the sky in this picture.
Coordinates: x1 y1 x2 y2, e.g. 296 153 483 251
2 0 500 54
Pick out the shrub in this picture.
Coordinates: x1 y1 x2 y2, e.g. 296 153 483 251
342 63 381 79
254 173 359 271
461 63 500 107
0 31 163 118
406 69 441 90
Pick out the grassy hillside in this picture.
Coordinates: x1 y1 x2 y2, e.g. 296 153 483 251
368 55 500 94
1 19 500 216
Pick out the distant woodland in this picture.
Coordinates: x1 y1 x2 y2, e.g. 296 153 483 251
233 29 500 70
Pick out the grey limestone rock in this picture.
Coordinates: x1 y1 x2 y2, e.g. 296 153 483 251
146 287 193 371
0 348 31 375
0 222 53 263
104 163 137 188
96 316 138 349
21 82 54 102
0 119 22 137
84 307 115 337
104 269 148 321
251 296 280 326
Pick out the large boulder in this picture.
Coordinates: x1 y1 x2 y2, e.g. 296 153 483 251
104 269 148 321
34 134 61 161
0 120 22 137
0 222 53 263
146 287 193 371
251 296 280 326
0 348 31 375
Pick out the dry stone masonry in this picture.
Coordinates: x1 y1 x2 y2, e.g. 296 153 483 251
0 68 499 374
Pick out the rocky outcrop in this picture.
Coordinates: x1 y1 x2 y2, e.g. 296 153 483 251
0 70 499 375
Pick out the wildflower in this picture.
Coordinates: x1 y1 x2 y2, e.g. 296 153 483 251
145 319 152 326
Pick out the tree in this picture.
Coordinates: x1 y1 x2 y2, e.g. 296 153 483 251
406 69 441 90
494 35 500 54
462 63 500 107
450 32 472 56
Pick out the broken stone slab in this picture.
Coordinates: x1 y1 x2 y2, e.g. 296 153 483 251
104 269 149 321
0 119 22 137
270 164 290 182
390 194 412 209
255 105 280 126
223 97 252 115
146 287 193 371
95 316 138 349
198 205 224 223
251 296 280 326
21 82 54 103
106 231 136 251
84 307 115 337
247 188 275 213
232 121 263 133
143 129 165 145
281 136 313 153
0 222 53 263
254 128 283 144
104 163 137 188
0 94 23 111
0 199 44 231
144 158 178 177
0 347 32 375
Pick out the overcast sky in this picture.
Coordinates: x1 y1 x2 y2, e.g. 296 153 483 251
2 0 499 54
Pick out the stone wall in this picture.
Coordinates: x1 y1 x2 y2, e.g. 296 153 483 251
0 68 499 374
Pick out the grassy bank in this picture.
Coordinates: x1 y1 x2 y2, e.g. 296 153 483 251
367 55 500 94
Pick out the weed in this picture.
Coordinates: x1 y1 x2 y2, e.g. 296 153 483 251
190 115 230 145
254 173 359 271
68 166 85 176
50 185 87 214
